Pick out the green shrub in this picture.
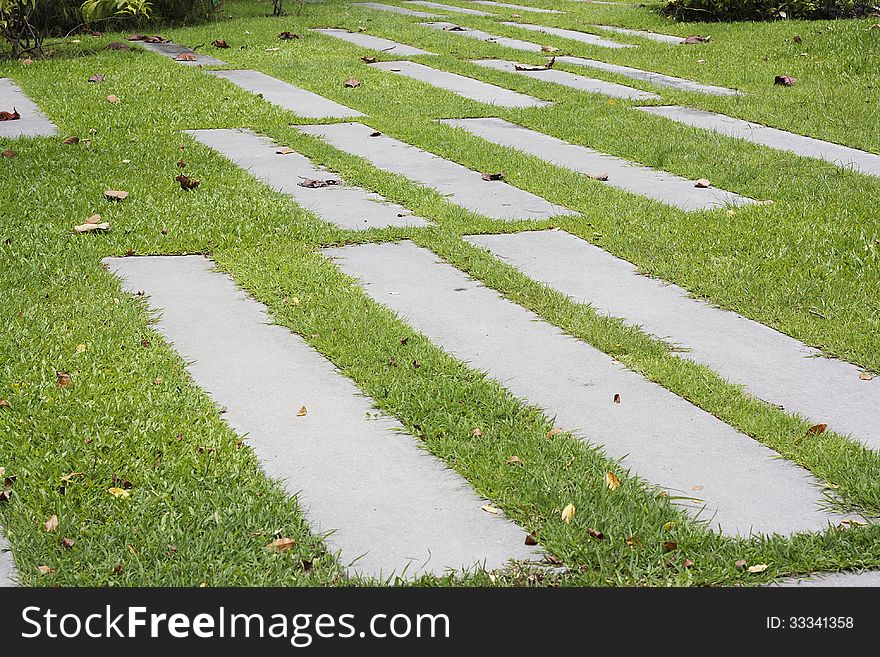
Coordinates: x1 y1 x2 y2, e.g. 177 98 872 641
662 0 879 21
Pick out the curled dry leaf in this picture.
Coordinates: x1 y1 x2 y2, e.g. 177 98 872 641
108 487 130 498
85 213 102 224
177 159 186 168
482 172 505 181
0 109 21 121
361 56 377 64
807 423 828 435
681 35 711 44
506 455 523 465
588 528 605 540
276 147 295 155
682 558 695 568
279 32 301 40
175 174 200 190
481 504 502 515
541 45 560 52
604 471 620 491
748 563 769 574
587 173 609 181
515 57 554 72
297 405 308 417
471 428 482 437
524 532 538 546
175 53 197 62
38 565 55 575
62 537 75 549
56 371 72 387
774 75 797 86
613 393 621 403
21 58 33 65
663 540 677 551
694 178 712 188
793 35 802 44
546 427 562 439
561 503 576 524
344 78 361 88
212 39 230 49
104 190 129 201
691 485 704 491
369 131 381 137
44 515 59 532
860 372 874 381
106 42 130 51
297 178 340 188
267 537 296 552
106 94 121 104
0 399 8 408
735 559 748 569
74 222 110 233
1 149 15 158
88 74 105 83
62 135 80 145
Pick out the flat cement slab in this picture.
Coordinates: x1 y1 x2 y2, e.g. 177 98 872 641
422 22 544 51
324 241 839 538
105 255 539 579
639 106 880 177
187 129 430 230
501 22 634 49
442 118 754 211
469 0 562 12
137 41 226 66
354 2 440 16
407 0 495 14
0 78 57 139
558 56 740 96
471 59 660 101
370 60 551 107
0 531 14 587
312 28 434 56
206 70 363 119
297 122 575 221
467 229 880 449
592 25 685 44
775 571 880 587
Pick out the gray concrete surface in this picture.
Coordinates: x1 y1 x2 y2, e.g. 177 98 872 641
187 128 430 230
775 571 880 587
501 21 634 49
370 60 551 107
469 0 562 12
105 255 540 579
207 70 363 119
558 56 740 95
592 25 684 44
471 59 660 101
441 118 754 211
467 229 880 450
325 241 840 537
0 78 57 139
296 122 576 221
407 0 495 14
638 106 880 177
312 28 434 56
137 41 225 66
354 2 440 16
0 531 15 587
421 22 544 51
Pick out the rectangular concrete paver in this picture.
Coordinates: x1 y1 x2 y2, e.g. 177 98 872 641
0 78 57 138
105 255 540 579
776 571 880 587
137 41 225 66
558 56 741 96
421 22 544 51
312 28 434 55
354 2 440 16
441 118 754 210
370 60 551 107
639 106 880 177
466 229 880 450
0 531 15 587
407 0 495 14
296 122 576 221
592 25 685 44
469 1 562 12
206 70 363 119
471 59 660 101
187 128 430 230
324 241 839 537
501 21 634 49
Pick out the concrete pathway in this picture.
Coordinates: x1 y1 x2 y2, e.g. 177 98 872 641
207 70 363 119
0 531 15 587
137 41 225 66
501 22 634 49
105 255 540 579
639 106 880 177
407 0 495 14
422 21 545 51
370 60 551 107
592 26 685 44
466 229 880 450
186 128 430 230
296 122 576 221
311 28 435 56
324 241 840 537
469 0 562 12
471 59 660 100
0 78 57 138
775 571 880 587
441 118 754 211
355 2 440 16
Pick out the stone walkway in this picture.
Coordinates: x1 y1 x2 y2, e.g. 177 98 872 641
422 21 546 51
471 0 563 12
312 28 435 55
0 532 14 587
408 0 495 15
501 21 634 49
558 57 740 95
137 40 225 66
355 2 440 17
592 25 686 44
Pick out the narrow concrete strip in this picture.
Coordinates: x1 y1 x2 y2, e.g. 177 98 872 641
206 70 363 119
0 78 57 138
296 122 576 221
775 571 880 587
105 255 540 579
501 21 635 49
421 22 544 51
0 531 15 587
186 128 430 230
464 229 880 449
441 118 754 210
312 28 434 55
471 59 659 101
469 0 562 12
137 41 225 66
592 25 685 44
354 2 440 16
370 60 551 107
407 0 495 14
324 241 838 537
639 106 880 177
558 56 741 96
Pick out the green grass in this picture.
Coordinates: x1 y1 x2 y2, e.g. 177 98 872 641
1 0 879 586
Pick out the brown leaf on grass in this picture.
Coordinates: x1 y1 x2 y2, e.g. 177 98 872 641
56 371 72 387
344 78 361 88
561 503 576 523
604 472 620 491
1 149 15 158
625 536 637 546
361 56 377 63
471 428 482 437
807 423 828 435
681 35 711 44
613 393 621 403
748 563 769 574
278 31 301 40
588 528 605 540
506 455 523 465
106 94 121 104
515 57 555 71
84 213 102 224
108 487 130 498
682 558 695 568
60 472 82 485
75 221 110 233
88 73 105 83
175 53 197 61
167 544 177 556
212 39 229 48
541 45 560 52
62 537 75 549
112 474 132 490
267 537 296 552
663 540 677 551
546 427 562 439
734 559 748 569
297 178 340 188
297 405 308 417
0 109 21 121
106 42 130 51
0 399 8 409
143 35 169 44
482 172 504 181
38 565 55 575
524 532 538 545
44 514 59 532
104 190 128 201
21 58 33 66
774 75 797 86
793 35 802 44
177 159 186 168
175 174 200 190
62 135 80 145
694 178 712 188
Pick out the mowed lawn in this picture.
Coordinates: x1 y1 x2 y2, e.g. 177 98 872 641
1 0 879 586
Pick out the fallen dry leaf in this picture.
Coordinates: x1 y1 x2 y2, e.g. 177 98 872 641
0 109 21 121
74 222 110 233
587 173 609 181
267 537 296 552
62 135 79 145
344 78 361 88
276 147 295 155
56 371 72 387
625 536 637 546
279 31 300 40
524 532 538 545
663 540 677 551
514 57 555 71
546 427 562 439
297 405 308 417
297 178 340 188
106 94 121 104
735 559 748 569
174 53 197 61
21 58 33 66
482 172 505 181
1 149 15 158
859 372 873 381
561 503 576 524
104 190 129 201
85 213 102 224
212 39 229 48
588 528 605 540
694 178 712 188
62 537 75 549
44 515 59 532
471 428 482 437
662 520 677 531
774 75 797 86
265 47 281 52
541 45 560 52
748 563 769 574
369 131 382 137
361 56 377 63
108 487 130 498
481 504 502 515
106 42 130 51
807 423 828 435
681 35 711 44
0 400 7 409
604 471 620 491
682 558 695 568
613 393 621 404
692 485 704 491
175 175 200 191
506 455 523 465
38 565 55 575
88 73 105 83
